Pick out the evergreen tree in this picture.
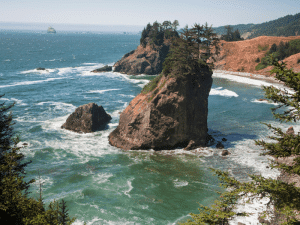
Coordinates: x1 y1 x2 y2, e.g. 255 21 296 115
181 56 300 224
0 95 75 224
172 20 179 31
0 95 38 224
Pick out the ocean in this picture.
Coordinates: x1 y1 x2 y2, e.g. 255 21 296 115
0 30 296 224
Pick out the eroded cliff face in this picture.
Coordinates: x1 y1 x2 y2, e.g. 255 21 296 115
113 43 170 75
109 65 213 150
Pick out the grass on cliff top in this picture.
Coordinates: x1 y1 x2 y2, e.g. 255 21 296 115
141 73 164 94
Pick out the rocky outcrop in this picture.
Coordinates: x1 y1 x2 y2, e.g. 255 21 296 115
61 103 111 133
221 150 230 156
113 43 170 75
109 65 213 150
92 65 112 73
47 26 56 34
286 126 295 135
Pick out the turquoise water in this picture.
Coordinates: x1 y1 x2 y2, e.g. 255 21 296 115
0 30 293 224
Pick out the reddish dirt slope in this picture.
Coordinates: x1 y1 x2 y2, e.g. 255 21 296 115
215 36 300 76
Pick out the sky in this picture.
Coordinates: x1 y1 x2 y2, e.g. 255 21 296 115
0 0 299 31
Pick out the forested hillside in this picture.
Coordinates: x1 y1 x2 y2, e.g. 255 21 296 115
213 12 300 39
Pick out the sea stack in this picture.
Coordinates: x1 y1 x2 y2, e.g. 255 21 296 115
109 65 213 150
47 26 56 34
61 103 111 133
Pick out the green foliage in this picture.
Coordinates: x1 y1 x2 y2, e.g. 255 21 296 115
182 56 300 225
220 25 244 42
0 95 75 224
255 57 260 63
139 21 179 48
163 23 219 77
247 13 300 39
141 74 163 94
256 39 300 71
258 44 269 52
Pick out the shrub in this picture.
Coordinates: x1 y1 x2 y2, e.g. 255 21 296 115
255 63 268 71
141 74 163 94
258 44 269 52
255 57 260 63
298 58 300 64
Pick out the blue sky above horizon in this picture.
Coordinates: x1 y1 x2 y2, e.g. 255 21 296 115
1 0 299 28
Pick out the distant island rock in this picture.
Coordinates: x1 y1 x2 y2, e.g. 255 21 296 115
109 64 213 150
61 103 111 133
47 26 56 34
91 65 112 73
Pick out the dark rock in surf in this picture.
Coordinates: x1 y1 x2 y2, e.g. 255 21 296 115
222 138 227 142
92 65 112 73
61 103 111 133
36 67 46 70
216 141 224 149
221 150 230 156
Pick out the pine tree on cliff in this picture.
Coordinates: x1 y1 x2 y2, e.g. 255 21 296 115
180 56 300 224
163 23 220 77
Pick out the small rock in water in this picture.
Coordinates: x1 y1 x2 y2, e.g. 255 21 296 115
36 67 46 70
286 126 294 135
257 98 266 101
91 65 112 72
22 143 28 146
238 223 246 225
222 138 227 142
216 141 224 149
221 150 230 156
61 103 111 133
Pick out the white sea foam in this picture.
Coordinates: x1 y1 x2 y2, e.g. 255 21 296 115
118 94 136 98
87 89 121 94
41 115 120 161
20 68 56 74
93 173 113 184
124 179 134 198
81 63 98 65
36 101 76 113
229 195 273 225
173 179 189 188
0 77 64 88
210 87 239 97
1 97 27 106
226 138 280 179
32 176 54 191
251 99 279 105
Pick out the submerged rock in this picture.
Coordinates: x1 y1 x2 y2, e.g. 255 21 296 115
36 67 46 70
216 141 225 149
92 65 112 73
109 65 213 150
221 150 230 156
286 126 295 135
61 103 111 133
